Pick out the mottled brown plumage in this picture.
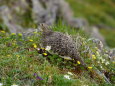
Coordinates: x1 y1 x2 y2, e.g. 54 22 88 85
40 23 86 66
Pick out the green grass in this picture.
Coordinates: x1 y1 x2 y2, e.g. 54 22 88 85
66 0 115 48
100 29 115 48
0 0 115 85
0 24 115 86
0 0 115 47
66 0 115 28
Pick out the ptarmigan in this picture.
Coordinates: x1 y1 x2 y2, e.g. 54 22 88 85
39 23 86 66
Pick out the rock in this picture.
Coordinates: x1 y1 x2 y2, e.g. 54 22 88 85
12 0 29 14
32 0 46 24
0 6 23 33
32 0 59 25
107 49 115 60
44 0 59 25
90 26 106 45
96 24 113 30
68 18 89 29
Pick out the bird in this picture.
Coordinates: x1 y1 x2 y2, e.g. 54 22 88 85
39 23 86 66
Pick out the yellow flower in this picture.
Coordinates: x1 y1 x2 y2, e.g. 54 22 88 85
11 33 16 35
33 43 37 48
95 47 98 50
7 55 11 57
96 51 100 56
43 53 47 56
12 43 16 45
41 48 45 50
1 30 5 33
88 67 92 69
29 39 33 42
77 61 81 64
16 55 20 57
18 33 22 36
34 31 37 34
92 55 96 59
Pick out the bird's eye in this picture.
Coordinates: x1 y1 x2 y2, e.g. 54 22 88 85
40 23 44 27
39 23 43 26
41 24 44 26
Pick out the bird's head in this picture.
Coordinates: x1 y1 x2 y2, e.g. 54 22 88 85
39 23 52 32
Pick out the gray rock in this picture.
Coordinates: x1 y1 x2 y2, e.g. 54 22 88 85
90 26 106 45
32 0 46 23
107 49 115 60
32 0 59 25
0 6 23 33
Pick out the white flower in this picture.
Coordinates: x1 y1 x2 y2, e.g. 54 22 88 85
67 72 73 75
97 61 100 63
64 75 71 80
105 61 110 65
100 66 103 69
37 48 40 50
99 56 103 60
11 84 18 86
0 83 3 86
101 59 105 63
103 59 105 61
45 46 51 51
